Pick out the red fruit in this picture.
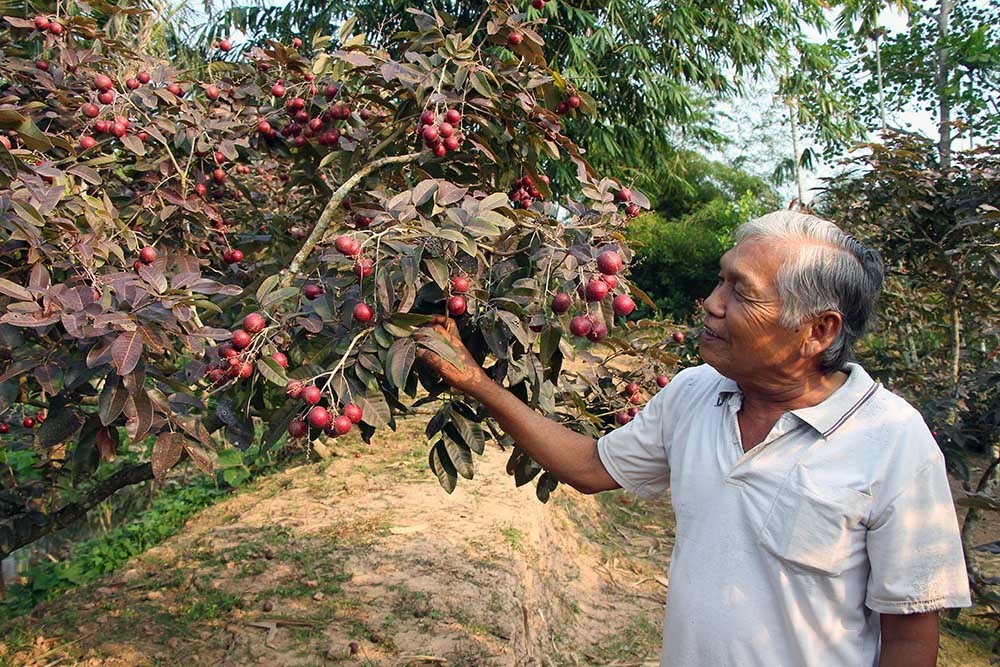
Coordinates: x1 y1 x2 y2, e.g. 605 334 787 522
195 183 208 197
551 292 571 314
218 343 238 359
613 294 636 316
139 246 157 264
507 32 523 46
97 90 115 105
288 419 308 438
353 258 374 279
443 136 460 152
532 0 546 8
301 385 323 405
568 94 581 109
271 82 286 98
587 319 608 342
333 415 352 435
36 60 49 72
167 83 183 96
450 275 470 294
334 235 361 256
438 122 454 138
629 393 642 404
617 187 633 202
292 37 303 48
285 380 304 398
433 144 447 157
94 74 114 92
206 84 221 100
308 117 323 131
615 411 632 426
601 274 619 290
257 120 272 134
126 78 140 90
303 284 324 300
420 110 435 126
447 295 467 317
353 215 372 229
238 360 254 380
596 250 623 275
342 403 363 424
353 302 374 324
137 131 148 142
625 382 640 396
288 97 306 112
34 15 50 30
47 21 62 35
555 101 569 115
110 122 126 138
137 71 151 84
23 417 35 428
672 331 685 344
218 38 232 52
307 406 332 429
569 315 592 337
445 108 461 125
231 329 252 350
222 249 234 263
422 125 439 144
212 168 227 184
271 351 289 368
584 279 609 302
628 406 639 417
80 135 97 150
82 103 100 118
94 120 111 134
656 374 669 388
625 203 641 218
243 312 266 334
230 249 244 263
325 84 339 99
0 423 9 434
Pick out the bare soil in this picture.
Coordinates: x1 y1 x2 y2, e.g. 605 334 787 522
0 414 996 667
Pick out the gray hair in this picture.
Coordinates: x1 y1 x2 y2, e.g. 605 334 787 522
732 210 885 373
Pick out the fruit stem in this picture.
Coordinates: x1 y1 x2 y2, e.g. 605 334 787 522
280 152 422 288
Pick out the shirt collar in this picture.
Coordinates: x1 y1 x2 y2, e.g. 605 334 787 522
715 363 880 438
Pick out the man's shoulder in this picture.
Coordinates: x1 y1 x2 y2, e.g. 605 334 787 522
656 364 732 409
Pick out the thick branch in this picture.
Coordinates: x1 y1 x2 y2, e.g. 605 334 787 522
0 462 154 561
280 152 423 289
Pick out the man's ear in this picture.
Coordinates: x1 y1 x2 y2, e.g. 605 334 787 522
802 310 843 359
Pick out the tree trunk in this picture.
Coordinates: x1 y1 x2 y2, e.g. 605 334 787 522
936 0 955 169
960 442 1000 588
787 98 807 205
950 291 961 396
875 30 887 133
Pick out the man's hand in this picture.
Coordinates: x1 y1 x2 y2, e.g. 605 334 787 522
414 315 489 393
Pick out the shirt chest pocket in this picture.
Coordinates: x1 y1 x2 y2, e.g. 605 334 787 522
758 477 872 576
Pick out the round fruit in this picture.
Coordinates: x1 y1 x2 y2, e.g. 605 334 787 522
617 187 633 202
353 258 374 278
507 32 523 46
568 94 581 109
229 249 244 263
94 74 114 91
111 122 127 138
243 312 265 334
167 83 183 96
447 295 467 317
438 122 454 138
551 292 571 314
342 403 363 424
271 351 288 368
587 319 609 342
47 21 62 35
584 279 609 302
288 419 308 438
612 294 636 316
625 203 641 218
301 385 323 405
139 246 157 264
218 38 232 52
23 417 35 428
629 393 642 404
443 136 460 152
212 168 226 184
616 411 632 426
601 274 619 290
80 136 97 150
353 302 374 324
271 82 286 98
82 103 100 118
596 250 623 275
257 120 272 134
569 315 592 337
137 71 151 84
628 406 639 417
656 374 669 388
555 101 569 115
97 90 115 105
0 423 8 434
126 78 140 90
533 0 546 8
231 329 251 350
292 37 303 48
285 380 304 399
333 415 352 435
218 343 238 359
672 331 685 344
450 275 470 294
36 60 49 72
34 15 50 30
195 183 208 197
445 109 461 125
625 382 640 396
420 110 435 125
303 284 324 300
307 406 331 429
237 361 254 380
335 235 361 256
206 84 221 100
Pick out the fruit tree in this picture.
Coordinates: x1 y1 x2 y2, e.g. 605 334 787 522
0 2 688 563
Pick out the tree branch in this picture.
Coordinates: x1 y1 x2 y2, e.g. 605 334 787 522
279 152 423 289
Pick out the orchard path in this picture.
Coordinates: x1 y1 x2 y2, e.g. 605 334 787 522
1 414 996 666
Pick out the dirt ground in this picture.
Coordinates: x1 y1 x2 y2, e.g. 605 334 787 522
0 414 997 667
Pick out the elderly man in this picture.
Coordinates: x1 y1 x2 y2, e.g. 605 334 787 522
416 210 971 666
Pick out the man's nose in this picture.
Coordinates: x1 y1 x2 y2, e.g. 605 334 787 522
702 285 724 319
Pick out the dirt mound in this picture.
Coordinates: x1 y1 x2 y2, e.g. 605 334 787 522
0 417 672 666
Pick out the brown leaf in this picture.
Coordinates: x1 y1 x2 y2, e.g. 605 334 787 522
124 390 155 444
111 330 143 375
184 444 215 475
96 426 118 462
152 432 185 483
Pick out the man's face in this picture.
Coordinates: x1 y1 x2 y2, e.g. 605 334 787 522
699 238 808 381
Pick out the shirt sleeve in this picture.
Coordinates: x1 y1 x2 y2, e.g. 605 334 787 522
596 367 691 500
865 451 972 614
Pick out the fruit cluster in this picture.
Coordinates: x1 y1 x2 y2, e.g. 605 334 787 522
614 374 671 425
549 249 636 342
448 274 470 317
284 381 364 439
0 411 45 433
417 108 464 157
203 312 273 385
554 93 582 116
617 186 641 218
508 174 548 209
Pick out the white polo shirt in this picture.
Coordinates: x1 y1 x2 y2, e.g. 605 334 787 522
597 362 971 667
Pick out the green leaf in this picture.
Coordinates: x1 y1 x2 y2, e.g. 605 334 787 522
121 135 146 156
260 286 300 310
449 412 485 455
429 440 457 493
416 329 465 370
442 431 474 480
535 472 559 503
353 390 392 428
256 357 290 386
386 336 416 389
256 274 281 304
422 257 450 289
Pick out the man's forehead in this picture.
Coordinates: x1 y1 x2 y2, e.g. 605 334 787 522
721 239 793 286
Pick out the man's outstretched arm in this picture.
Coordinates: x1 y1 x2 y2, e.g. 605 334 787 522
415 315 620 495
879 611 939 667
